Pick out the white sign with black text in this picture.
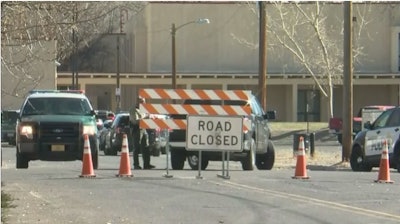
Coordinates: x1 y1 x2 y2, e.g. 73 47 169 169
186 115 243 151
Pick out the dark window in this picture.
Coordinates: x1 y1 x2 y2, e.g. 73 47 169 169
297 90 320 122
387 109 400 127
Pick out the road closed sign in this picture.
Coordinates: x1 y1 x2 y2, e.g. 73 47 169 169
186 115 243 151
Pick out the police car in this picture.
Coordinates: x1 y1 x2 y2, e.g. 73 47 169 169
350 106 400 172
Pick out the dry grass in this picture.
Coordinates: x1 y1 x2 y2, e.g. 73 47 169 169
273 146 351 171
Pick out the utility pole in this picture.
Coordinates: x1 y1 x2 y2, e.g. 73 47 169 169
71 3 76 90
258 1 267 111
342 2 353 162
171 23 176 89
115 8 128 113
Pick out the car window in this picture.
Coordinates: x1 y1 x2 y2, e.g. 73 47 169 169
111 116 120 128
250 96 264 116
372 109 392 129
119 116 130 126
387 109 400 127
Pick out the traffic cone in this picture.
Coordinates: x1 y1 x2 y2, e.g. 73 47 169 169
292 136 310 179
116 134 133 177
79 134 96 178
375 140 393 183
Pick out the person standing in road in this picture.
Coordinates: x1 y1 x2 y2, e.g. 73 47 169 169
129 97 155 169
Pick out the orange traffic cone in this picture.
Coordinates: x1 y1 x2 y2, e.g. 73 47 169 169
375 140 393 183
116 134 133 177
292 136 309 179
79 134 96 178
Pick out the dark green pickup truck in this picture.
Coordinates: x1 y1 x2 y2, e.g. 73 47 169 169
16 90 99 169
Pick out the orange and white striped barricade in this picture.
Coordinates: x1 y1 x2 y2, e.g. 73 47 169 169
138 88 252 179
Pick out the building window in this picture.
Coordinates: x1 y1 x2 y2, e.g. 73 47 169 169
297 90 320 122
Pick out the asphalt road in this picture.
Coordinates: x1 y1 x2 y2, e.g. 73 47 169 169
2 143 400 224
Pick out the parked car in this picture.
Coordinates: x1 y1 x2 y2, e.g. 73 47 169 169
98 119 113 151
1 110 19 145
95 110 115 121
350 106 400 172
103 113 167 156
329 105 394 144
104 113 131 155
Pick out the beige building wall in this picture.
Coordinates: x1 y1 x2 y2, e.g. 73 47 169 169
135 3 400 74
57 2 400 121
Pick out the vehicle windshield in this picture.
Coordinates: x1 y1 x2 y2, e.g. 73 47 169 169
21 97 92 116
372 109 392 129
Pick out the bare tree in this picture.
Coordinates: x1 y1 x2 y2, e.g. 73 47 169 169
234 2 372 119
1 1 147 105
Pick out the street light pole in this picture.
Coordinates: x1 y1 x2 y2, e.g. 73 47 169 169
171 18 210 89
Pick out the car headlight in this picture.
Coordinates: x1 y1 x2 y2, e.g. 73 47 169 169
20 125 34 139
83 125 96 136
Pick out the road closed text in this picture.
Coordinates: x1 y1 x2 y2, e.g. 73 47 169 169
186 115 243 151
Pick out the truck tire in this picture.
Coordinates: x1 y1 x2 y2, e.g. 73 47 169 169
109 146 118 156
350 145 372 172
393 144 400 173
241 150 254 170
150 144 161 157
337 133 342 145
104 145 117 156
16 151 29 169
92 150 99 170
255 141 275 170
170 147 185 170
187 153 209 170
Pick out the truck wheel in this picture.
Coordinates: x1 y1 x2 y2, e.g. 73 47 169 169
161 146 166 155
170 148 185 170
99 141 105 151
393 145 400 173
187 154 209 170
110 146 118 156
9 138 16 146
16 151 29 169
337 133 343 145
92 150 99 170
150 144 161 157
350 145 372 172
256 141 275 170
241 150 254 170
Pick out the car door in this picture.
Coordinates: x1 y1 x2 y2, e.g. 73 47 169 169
250 96 268 151
365 109 400 157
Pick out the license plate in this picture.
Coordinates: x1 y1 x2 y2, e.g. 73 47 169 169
51 145 65 152
7 133 14 137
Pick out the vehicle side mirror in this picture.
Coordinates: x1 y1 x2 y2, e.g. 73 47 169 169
265 110 276 120
364 121 372 130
